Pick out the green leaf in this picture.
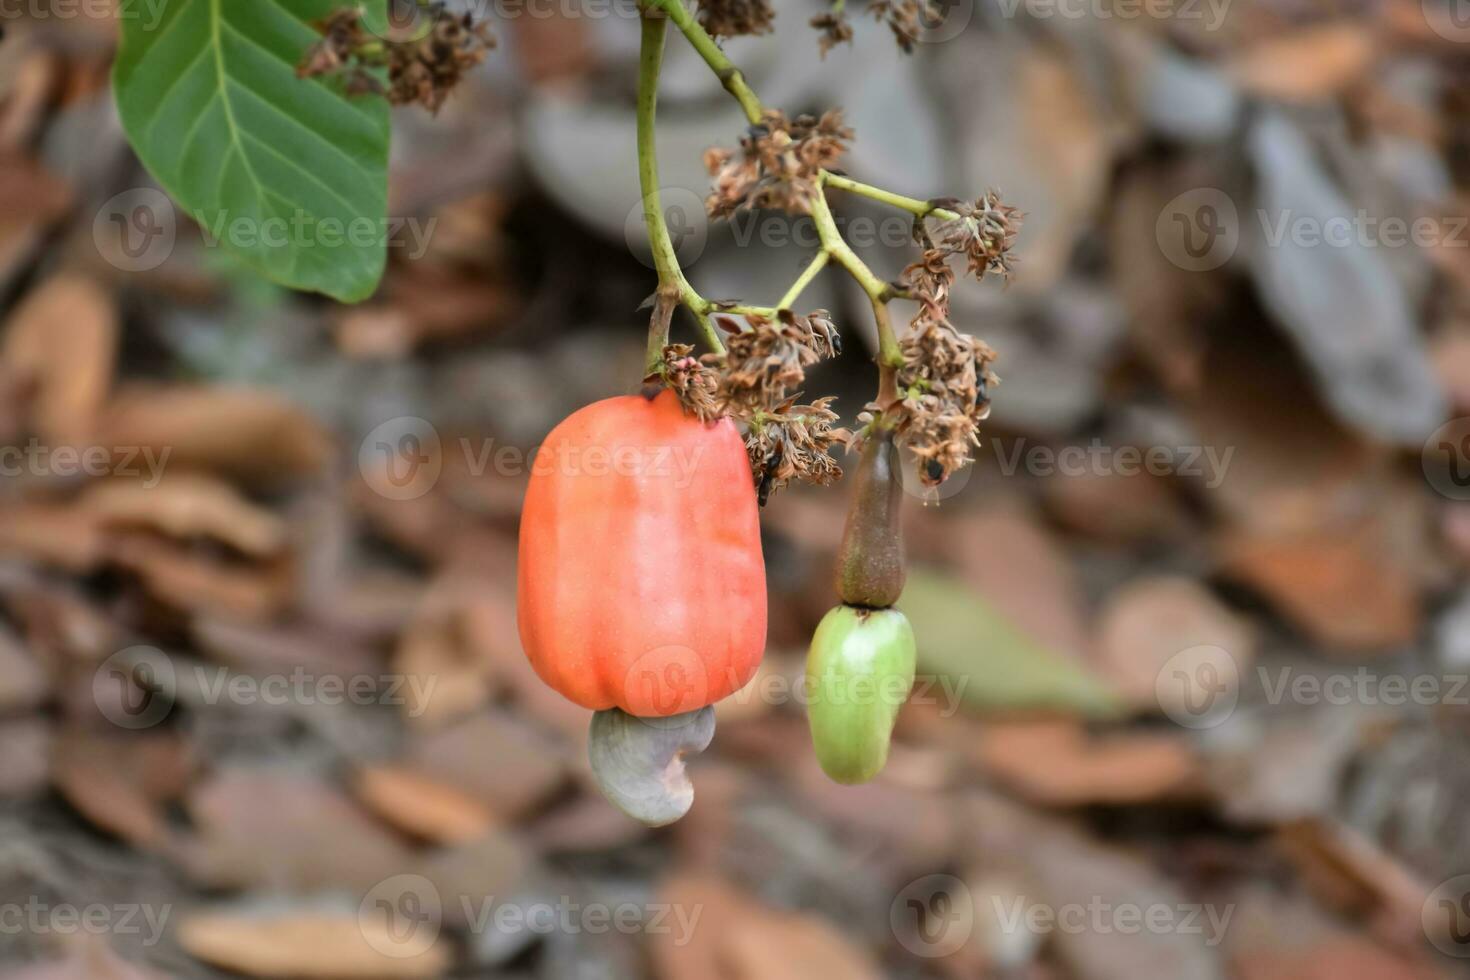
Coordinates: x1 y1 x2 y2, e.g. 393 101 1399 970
113 0 390 302
899 567 1124 719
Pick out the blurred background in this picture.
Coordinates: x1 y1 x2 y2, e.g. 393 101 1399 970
2 0 1470 976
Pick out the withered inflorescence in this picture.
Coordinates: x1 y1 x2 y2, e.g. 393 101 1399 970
858 191 1019 488
664 313 847 503
696 0 777 38
704 110 854 218
299 4 495 113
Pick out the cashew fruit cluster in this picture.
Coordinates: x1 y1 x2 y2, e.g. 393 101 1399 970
518 394 920 824
806 428 917 784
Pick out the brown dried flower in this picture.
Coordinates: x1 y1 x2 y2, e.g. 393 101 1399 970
654 344 722 422
873 321 997 488
705 110 854 219
868 0 942 53
810 10 854 56
747 396 845 505
690 313 849 501
299 4 495 113
899 191 1021 332
930 192 1023 281
696 0 776 38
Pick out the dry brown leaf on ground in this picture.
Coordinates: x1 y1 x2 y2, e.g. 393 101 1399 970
974 719 1201 806
1 273 116 446
393 606 494 728
190 616 377 676
0 934 171 980
0 155 72 290
97 384 332 482
352 764 495 844
1188 333 1381 536
1229 24 1377 101
652 874 884 980
110 533 291 621
1275 818 1434 947
404 709 568 820
52 730 187 851
178 907 450 979
178 768 413 893
942 506 1093 667
0 621 49 711
1218 521 1420 653
459 592 587 741
1232 935 1443 980
78 473 287 558
1042 466 1197 544
0 717 52 799
1096 576 1257 711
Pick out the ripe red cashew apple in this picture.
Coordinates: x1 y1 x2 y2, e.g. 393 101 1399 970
517 389 767 823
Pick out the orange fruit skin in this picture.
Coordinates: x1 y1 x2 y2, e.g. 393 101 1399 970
517 390 767 717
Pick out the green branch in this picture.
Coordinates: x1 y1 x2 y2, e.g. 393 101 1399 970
641 0 763 125
637 10 724 368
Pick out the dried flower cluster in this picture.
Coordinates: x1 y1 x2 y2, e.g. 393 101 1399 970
704 111 853 219
868 0 943 52
878 323 998 488
300 4 495 113
901 191 1021 330
696 0 776 38
809 10 855 56
663 313 847 502
857 192 1020 487
653 343 722 421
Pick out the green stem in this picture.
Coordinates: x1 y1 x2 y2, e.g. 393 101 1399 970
820 172 960 222
642 0 763 125
777 251 829 310
637 11 724 366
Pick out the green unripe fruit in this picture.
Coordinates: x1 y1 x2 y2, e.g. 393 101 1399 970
805 605 917 785
834 428 906 608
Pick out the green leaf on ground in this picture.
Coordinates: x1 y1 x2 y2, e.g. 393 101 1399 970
900 567 1124 719
113 0 390 302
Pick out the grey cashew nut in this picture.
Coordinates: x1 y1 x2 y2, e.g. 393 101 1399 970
588 706 716 827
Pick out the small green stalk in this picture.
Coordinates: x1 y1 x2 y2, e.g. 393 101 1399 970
777 251 830 310
642 0 763 125
637 10 724 370
820 172 960 222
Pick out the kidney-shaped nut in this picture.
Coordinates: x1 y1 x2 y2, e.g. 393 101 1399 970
588 705 716 827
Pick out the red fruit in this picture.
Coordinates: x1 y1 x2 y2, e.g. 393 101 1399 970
517 390 767 717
